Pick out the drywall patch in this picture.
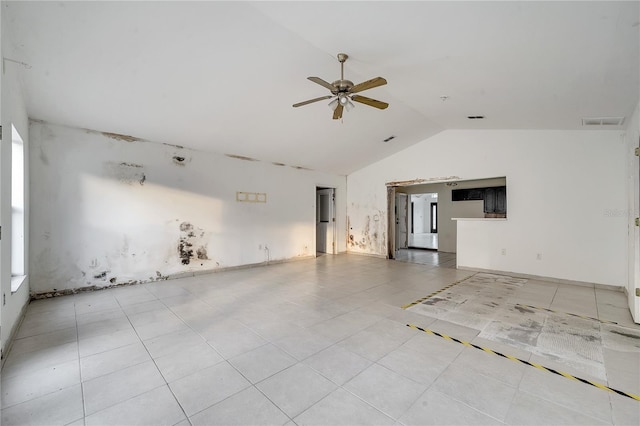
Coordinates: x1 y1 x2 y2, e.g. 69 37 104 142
105 161 147 185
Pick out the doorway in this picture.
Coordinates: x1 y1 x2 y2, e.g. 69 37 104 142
316 187 336 255
408 193 438 250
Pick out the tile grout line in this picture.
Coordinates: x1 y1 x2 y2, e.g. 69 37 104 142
154 286 294 425
73 295 87 425
115 290 192 424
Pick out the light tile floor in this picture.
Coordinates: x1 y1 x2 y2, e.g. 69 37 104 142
1 254 639 425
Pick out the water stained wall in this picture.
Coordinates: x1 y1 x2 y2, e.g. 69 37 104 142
29 121 347 295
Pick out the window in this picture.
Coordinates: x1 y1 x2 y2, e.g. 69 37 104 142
11 125 26 291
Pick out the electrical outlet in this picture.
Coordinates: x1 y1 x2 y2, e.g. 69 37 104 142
536 253 542 260
501 248 506 256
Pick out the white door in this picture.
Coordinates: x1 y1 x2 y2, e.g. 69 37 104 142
316 188 335 254
396 193 408 249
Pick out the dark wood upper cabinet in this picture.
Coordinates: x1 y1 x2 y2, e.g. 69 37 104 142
484 186 507 214
452 186 507 215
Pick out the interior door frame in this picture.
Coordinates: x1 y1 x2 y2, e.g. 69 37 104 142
395 193 408 250
316 186 336 255
430 202 438 233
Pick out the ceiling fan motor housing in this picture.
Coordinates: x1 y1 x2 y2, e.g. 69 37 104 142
331 80 354 95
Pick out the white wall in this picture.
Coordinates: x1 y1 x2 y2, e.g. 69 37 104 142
29 121 346 294
347 130 627 287
1 6 32 356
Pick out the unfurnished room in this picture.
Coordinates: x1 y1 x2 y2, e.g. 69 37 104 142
0 1 639 425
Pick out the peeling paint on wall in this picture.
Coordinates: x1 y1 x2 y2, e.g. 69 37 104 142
347 210 386 254
102 132 141 143
226 154 258 161
386 176 461 187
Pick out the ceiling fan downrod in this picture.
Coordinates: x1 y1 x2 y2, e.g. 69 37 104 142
337 53 348 80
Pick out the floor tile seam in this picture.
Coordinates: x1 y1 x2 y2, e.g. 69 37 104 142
303 382 396 424
513 387 615 425
77 323 141 342
186 383 295 425
84 382 168 419
80 356 154 384
113 296 191 422
79 333 145 359
1 341 81 376
15 319 78 338
338 370 425 422
9 326 79 354
187 359 290 419
73 302 87 423
515 371 619 422
0 373 82 411
411 387 507 425
146 290 229 364
75 301 124 316
0 353 83 392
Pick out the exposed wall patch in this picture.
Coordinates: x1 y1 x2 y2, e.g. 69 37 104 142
226 154 258 161
105 161 147 186
102 132 141 142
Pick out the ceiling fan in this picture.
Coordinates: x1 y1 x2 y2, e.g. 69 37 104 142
293 53 389 120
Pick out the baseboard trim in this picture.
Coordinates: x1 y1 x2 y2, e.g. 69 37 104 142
31 255 318 300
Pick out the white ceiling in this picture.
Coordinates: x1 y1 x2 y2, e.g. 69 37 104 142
4 1 639 175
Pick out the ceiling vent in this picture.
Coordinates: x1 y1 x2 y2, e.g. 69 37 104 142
581 117 625 126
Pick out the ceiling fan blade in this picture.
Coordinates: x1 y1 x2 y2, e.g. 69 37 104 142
350 77 387 94
308 77 335 91
351 95 389 110
333 104 344 120
292 95 333 108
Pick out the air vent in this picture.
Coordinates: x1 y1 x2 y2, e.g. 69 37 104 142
582 117 625 126
467 116 485 120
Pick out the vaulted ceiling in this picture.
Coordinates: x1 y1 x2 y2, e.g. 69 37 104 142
4 1 639 175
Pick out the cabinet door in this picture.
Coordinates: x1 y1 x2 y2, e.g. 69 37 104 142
496 187 507 213
484 188 496 213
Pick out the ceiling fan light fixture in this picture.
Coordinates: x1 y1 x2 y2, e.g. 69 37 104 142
345 98 355 112
328 98 339 110
339 94 349 105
